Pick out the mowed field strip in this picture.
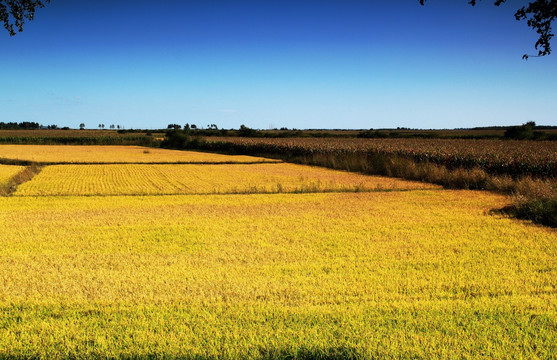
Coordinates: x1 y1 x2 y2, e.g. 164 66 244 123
0 145 278 164
0 191 556 358
14 163 440 196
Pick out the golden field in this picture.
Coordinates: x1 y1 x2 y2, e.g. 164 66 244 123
0 145 277 164
0 164 25 186
0 145 556 358
0 191 556 358
14 163 439 196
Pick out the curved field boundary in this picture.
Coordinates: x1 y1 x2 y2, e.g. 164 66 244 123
0 164 42 196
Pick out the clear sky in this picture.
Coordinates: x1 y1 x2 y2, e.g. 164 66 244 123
1 0 556 130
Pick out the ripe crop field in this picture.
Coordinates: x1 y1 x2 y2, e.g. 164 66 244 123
0 164 25 186
0 145 278 164
14 163 439 196
203 137 557 177
0 145 556 358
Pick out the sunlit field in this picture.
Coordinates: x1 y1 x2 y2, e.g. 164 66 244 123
0 164 24 187
0 145 556 359
0 192 556 358
14 163 439 196
0 145 278 164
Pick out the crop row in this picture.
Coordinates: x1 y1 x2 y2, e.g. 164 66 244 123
201 137 557 178
14 163 437 196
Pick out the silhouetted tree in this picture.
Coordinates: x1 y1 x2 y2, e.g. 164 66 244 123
1 0 50 36
79 123 85 130
505 121 536 139
420 0 556 58
238 124 257 137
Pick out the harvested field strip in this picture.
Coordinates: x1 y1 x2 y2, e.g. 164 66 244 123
0 145 279 164
13 163 440 196
0 192 555 358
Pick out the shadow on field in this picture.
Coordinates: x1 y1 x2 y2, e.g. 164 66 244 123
0 347 362 360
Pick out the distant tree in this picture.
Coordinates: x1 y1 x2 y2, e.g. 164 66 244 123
1 0 50 36
191 124 197 129
110 124 115 129
419 0 556 59
238 124 258 137
505 121 536 139
79 123 85 130
167 123 181 130
17 121 40 129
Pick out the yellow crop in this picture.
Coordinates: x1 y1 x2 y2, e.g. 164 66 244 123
13 163 440 196
0 164 25 186
0 191 556 358
0 145 278 164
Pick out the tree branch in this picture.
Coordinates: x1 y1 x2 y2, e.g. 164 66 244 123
0 0 49 36
419 0 556 58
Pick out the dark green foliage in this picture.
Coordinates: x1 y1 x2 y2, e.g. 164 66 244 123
161 130 191 149
0 0 50 36
238 124 258 137
501 198 557 227
505 121 536 140
0 122 40 130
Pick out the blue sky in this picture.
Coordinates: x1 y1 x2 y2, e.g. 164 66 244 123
1 0 556 129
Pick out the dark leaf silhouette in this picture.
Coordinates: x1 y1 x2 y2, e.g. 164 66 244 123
420 0 556 58
0 0 50 36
